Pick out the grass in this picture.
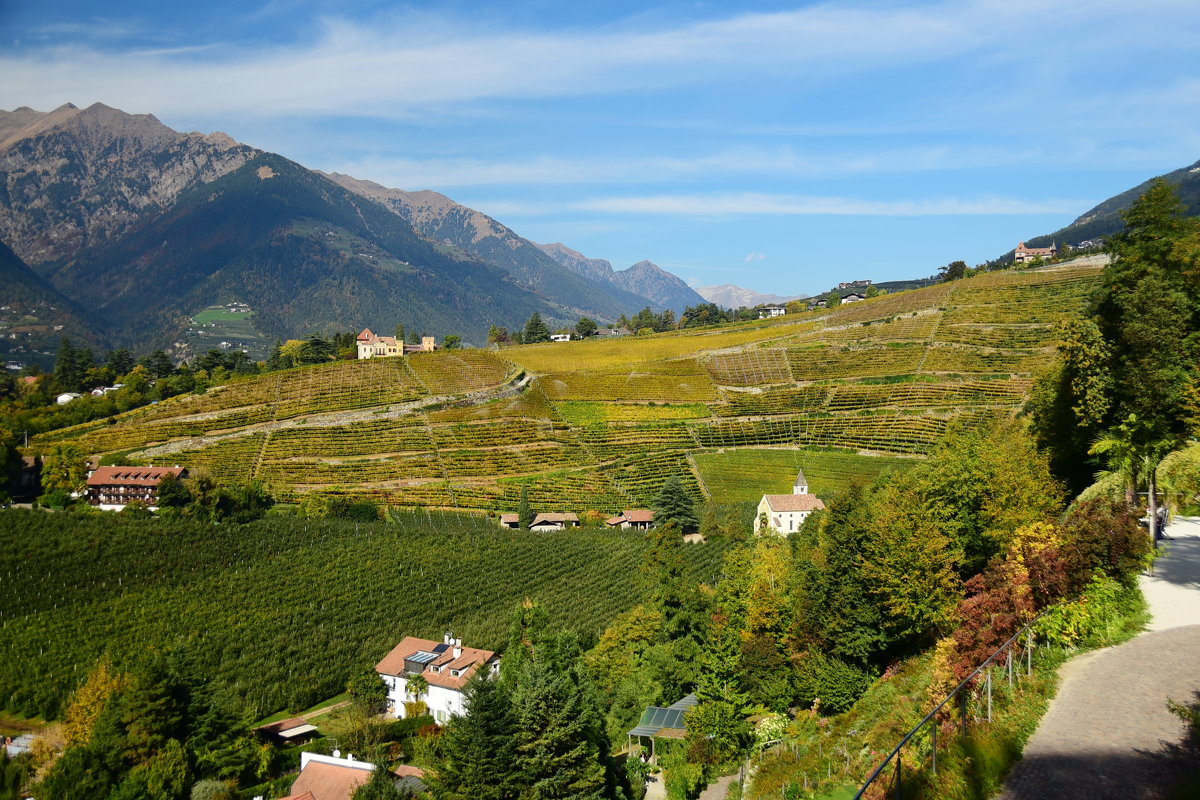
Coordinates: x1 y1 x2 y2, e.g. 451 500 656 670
692 448 915 504
0 709 46 737
252 691 351 728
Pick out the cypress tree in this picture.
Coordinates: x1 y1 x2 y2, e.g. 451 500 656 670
518 485 533 530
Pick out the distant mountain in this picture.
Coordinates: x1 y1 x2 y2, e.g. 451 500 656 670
321 174 655 320
694 284 807 309
1009 158 1200 259
0 103 257 267
535 243 706 312
0 103 589 350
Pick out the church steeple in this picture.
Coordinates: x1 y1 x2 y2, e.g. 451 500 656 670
793 470 808 495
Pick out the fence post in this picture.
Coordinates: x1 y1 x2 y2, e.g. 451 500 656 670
1027 633 1034 677
1007 649 1013 689
986 670 993 723
959 690 968 741
931 720 937 775
894 753 902 800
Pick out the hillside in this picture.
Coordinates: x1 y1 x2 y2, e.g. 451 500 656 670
321 173 658 319
0 239 102 368
31 260 1103 514
1011 157 1200 256
0 103 690 356
40 151 567 347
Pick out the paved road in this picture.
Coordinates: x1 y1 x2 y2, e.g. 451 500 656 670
996 517 1200 799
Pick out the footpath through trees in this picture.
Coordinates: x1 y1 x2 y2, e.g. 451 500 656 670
998 517 1200 799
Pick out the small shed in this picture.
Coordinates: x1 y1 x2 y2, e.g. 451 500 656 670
256 717 320 745
627 693 698 761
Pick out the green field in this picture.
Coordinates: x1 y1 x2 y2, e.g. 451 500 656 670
26 262 1104 514
692 447 916 503
0 510 727 719
184 303 272 359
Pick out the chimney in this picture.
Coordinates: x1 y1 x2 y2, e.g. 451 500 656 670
453 638 463 659
444 631 453 645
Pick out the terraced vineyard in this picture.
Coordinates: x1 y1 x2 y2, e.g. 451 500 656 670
28 261 1105 515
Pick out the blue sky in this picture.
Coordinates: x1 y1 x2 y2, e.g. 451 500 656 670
1 0 1198 296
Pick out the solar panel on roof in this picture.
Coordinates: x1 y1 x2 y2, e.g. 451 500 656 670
408 651 438 664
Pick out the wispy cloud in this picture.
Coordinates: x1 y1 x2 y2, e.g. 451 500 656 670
744 252 766 261
0 0 1190 122
326 142 1103 188
474 192 1082 217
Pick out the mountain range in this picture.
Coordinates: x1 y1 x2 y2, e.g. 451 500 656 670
693 284 808 309
0 102 709 365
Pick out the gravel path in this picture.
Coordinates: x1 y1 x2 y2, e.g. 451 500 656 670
996 517 1200 799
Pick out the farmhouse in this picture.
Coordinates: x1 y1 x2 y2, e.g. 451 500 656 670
842 292 866 303
376 633 500 723
758 305 786 319
755 470 825 535
530 512 579 531
356 328 436 359
55 392 81 405
1014 241 1056 263
550 333 572 342
498 512 580 530
606 509 655 530
85 466 188 511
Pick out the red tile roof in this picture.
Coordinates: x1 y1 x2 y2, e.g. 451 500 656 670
763 494 825 512
86 466 185 487
623 509 654 522
288 762 371 800
375 636 498 691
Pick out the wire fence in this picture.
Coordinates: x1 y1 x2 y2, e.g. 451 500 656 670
850 610 1048 799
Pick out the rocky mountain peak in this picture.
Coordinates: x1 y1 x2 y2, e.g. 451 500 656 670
0 102 258 265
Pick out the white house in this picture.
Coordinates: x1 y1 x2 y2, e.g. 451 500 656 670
755 470 825 535
375 633 500 723
758 305 786 319
55 392 81 405
550 334 572 343
281 751 425 800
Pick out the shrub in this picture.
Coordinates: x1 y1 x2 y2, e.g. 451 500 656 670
792 649 875 713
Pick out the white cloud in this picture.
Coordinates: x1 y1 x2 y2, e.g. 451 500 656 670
744 252 766 261
0 0 1191 121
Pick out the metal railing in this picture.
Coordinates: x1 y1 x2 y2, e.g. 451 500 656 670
851 610 1048 800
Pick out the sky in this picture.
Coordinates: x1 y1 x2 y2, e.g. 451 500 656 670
1 0 1198 297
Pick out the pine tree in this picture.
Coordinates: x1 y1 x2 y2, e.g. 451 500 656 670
511 662 606 800
522 313 551 344
652 476 698 532
431 675 519 800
